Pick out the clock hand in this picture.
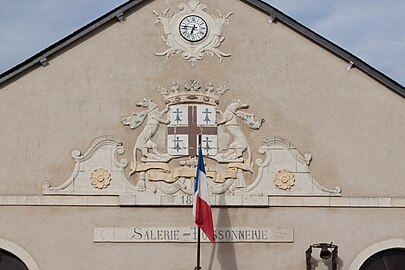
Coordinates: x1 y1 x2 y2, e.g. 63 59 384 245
182 25 198 31
190 25 197 35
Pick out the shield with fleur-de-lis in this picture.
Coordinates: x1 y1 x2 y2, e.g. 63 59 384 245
167 104 217 157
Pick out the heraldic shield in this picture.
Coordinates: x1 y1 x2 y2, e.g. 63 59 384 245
168 104 217 157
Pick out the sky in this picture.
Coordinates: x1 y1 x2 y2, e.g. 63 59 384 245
0 0 404 86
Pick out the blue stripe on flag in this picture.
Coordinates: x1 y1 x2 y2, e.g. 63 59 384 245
194 148 206 193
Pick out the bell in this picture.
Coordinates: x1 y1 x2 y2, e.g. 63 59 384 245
319 245 332 260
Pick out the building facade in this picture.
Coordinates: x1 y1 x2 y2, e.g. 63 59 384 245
0 0 405 269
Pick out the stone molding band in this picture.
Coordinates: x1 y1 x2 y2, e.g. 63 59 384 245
0 195 404 208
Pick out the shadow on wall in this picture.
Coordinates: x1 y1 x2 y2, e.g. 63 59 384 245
208 195 238 270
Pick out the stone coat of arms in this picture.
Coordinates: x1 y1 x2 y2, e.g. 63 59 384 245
43 81 341 198
121 80 264 195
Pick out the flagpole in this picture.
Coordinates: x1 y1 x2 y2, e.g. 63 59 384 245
195 134 202 270
195 227 201 270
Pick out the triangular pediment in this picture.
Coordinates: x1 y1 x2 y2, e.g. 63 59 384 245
0 0 404 97
0 0 404 199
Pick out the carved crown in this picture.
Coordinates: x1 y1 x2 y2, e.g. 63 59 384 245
155 80 229 105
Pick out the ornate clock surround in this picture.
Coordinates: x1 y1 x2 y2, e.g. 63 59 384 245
153 0 233 66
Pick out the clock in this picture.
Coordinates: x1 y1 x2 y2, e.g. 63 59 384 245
179 15 208 42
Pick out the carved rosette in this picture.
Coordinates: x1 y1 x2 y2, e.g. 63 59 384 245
274 170 295 190
153 0 233 66
90 168 112 189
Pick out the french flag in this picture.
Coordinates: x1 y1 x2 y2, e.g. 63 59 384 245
193 148 215 244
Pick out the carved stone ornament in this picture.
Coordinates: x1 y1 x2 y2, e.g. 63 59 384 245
153 0 233 66
119 80 264 195
274 170 295 190
43 81 342 201
43 136 138 195
90 168 111 189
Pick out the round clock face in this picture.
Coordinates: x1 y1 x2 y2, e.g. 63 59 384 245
179 15 208 42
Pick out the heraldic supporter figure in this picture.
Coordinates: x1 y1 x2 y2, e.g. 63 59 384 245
121 98 171 176
215 99 264 178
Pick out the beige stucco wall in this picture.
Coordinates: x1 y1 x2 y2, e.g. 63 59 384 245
0 206 404 269
0 0 405 269
0 0 403 196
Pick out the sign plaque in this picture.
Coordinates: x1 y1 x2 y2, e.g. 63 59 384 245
94 226 293 243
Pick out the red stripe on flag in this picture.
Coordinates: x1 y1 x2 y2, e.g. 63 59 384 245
195 195 215 244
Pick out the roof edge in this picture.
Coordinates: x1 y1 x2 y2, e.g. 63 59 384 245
1 0 404 98
243 0 405 98
0 0 142 85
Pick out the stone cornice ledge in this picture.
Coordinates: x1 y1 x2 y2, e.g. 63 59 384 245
0 195 405 208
